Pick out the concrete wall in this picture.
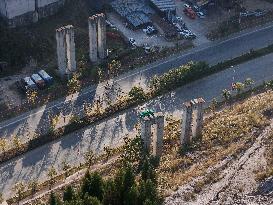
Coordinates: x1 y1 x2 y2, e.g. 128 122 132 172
0 0 64 27
37 0 59 8
1 0 35 19
0 0 7 17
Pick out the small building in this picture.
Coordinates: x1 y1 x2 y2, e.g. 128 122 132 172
111 0 155 29
149 0 176 17
0 0 65 27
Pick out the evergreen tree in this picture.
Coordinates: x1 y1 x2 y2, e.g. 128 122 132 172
83 195 102 205
49 192 61 205
103 179 119 205
141 157 157 184
125 184 139 205
81 171 104 201
63 185 75 202
139 179 160 205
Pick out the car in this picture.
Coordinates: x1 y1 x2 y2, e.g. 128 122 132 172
180 29 196 39
129 38 137 47
38 70 53 85
176 16 183 22
31 74 46 89
196 11 205 18
17 77 38 92
192 5 200 12
240 11 255 17
140 109 155 119
184 8 196 19
184 3 191 9
143 26 157 35
254 9 267 17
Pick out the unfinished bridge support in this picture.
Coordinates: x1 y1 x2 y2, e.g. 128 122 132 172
56 25 76 78
180 98 206 149
141 112 165 157
88 13 107 63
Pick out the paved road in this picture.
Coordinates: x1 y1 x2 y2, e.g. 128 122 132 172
1 52 273 199
1 22 273 145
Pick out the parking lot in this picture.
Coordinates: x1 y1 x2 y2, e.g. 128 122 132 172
175 0 211 46
176 0 273 46
107 12 176 48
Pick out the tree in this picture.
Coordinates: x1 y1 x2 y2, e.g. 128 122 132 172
0 192 3 203
84 150 96 169
209 98 218 113
139 179 160 205
125 184 139 205
26 89 38 105
63 185 75 202
103 179 119 205
81 171 104 201
12 136 21 150
62 160 71 178
222 89 231 101
49 192 61 205
13 182 25 204
108 60 121 76
234 82 245 94
48 166 57 189
0 138 7 153
67 73 81 94
128 86 147 102
28 180 38 197
103 146 112 161
83 195 102 205
244 78 254 90
141 157 157 184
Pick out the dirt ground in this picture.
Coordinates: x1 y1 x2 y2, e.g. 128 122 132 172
165 120 273 205
0 60 39 107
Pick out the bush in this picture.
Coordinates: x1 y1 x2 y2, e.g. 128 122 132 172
129 86 147 102
150 61 209 95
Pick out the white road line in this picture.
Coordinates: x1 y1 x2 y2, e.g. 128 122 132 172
1 23 273 130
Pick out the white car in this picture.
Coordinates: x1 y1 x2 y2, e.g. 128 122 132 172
184 3 191 9
196 11 205 18
129 38 136 46
176 16 183 22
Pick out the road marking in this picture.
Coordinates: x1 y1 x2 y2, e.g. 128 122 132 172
1 23 273 130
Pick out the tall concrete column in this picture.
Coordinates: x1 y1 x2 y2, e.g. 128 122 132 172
65 25 76 73
88 16 98 63
56 27 67 77
180 102 193 147
97 13 107 59
153 113 164 157
195 98 205 139
141 118 152 152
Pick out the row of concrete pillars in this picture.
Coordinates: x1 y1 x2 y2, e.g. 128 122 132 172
140 98 205 157
56 13 106 78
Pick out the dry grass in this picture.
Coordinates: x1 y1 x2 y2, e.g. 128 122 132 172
157 90 273 197
255 131 273 181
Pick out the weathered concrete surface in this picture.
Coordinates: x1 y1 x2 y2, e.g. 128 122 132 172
56 25 76 77
0 0 64 27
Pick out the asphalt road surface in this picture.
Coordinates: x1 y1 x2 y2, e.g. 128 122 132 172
0 50 273 199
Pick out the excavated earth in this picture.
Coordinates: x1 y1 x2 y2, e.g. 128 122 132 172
165 120 273 205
